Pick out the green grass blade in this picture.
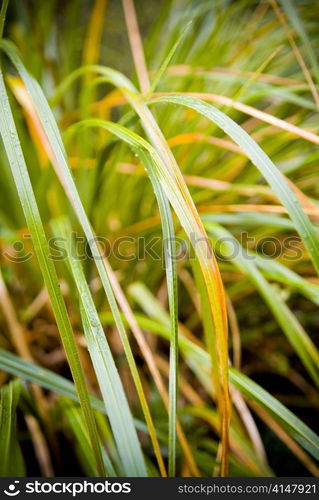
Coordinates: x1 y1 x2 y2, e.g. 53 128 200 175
139 150 178 476
0 380 25 477
0 349 151 436
0 69 105 477
147 21 192 96
205 222 319 386
58 398 116 477
80 310 145 476
229 369 319 461
48 64 136 107
0 350 269 477
0 349 106 413
3 311 318 466
123 286 319 462
7 55 229 475
0 42 165 477
152 94 319 275
125 97 230 477
54 219 147 477
0 0 8 39
31 58 230 474
61 400 99 476
252 254 319 306
279 0 319 83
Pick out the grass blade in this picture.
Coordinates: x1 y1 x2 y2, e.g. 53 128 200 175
230 369 319 461
58 398 116 477
0 68 105 476
139 150 178 476
0 41 165 477
153 94 319 275
153 92 319 144
117 287 319 462
0 380 25 477
0 349 158 440
0 349 106 414
46 65 230 475
1 41 196 472
66 116 229 474
16 61 230 478
54 219 147 477
126 97 230 478
205 222 319 386
279 0 319 83
147 21 192 96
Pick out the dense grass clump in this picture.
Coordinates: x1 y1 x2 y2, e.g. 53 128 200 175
0 0 318 477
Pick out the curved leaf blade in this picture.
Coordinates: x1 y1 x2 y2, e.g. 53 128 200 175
152 94 319 275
